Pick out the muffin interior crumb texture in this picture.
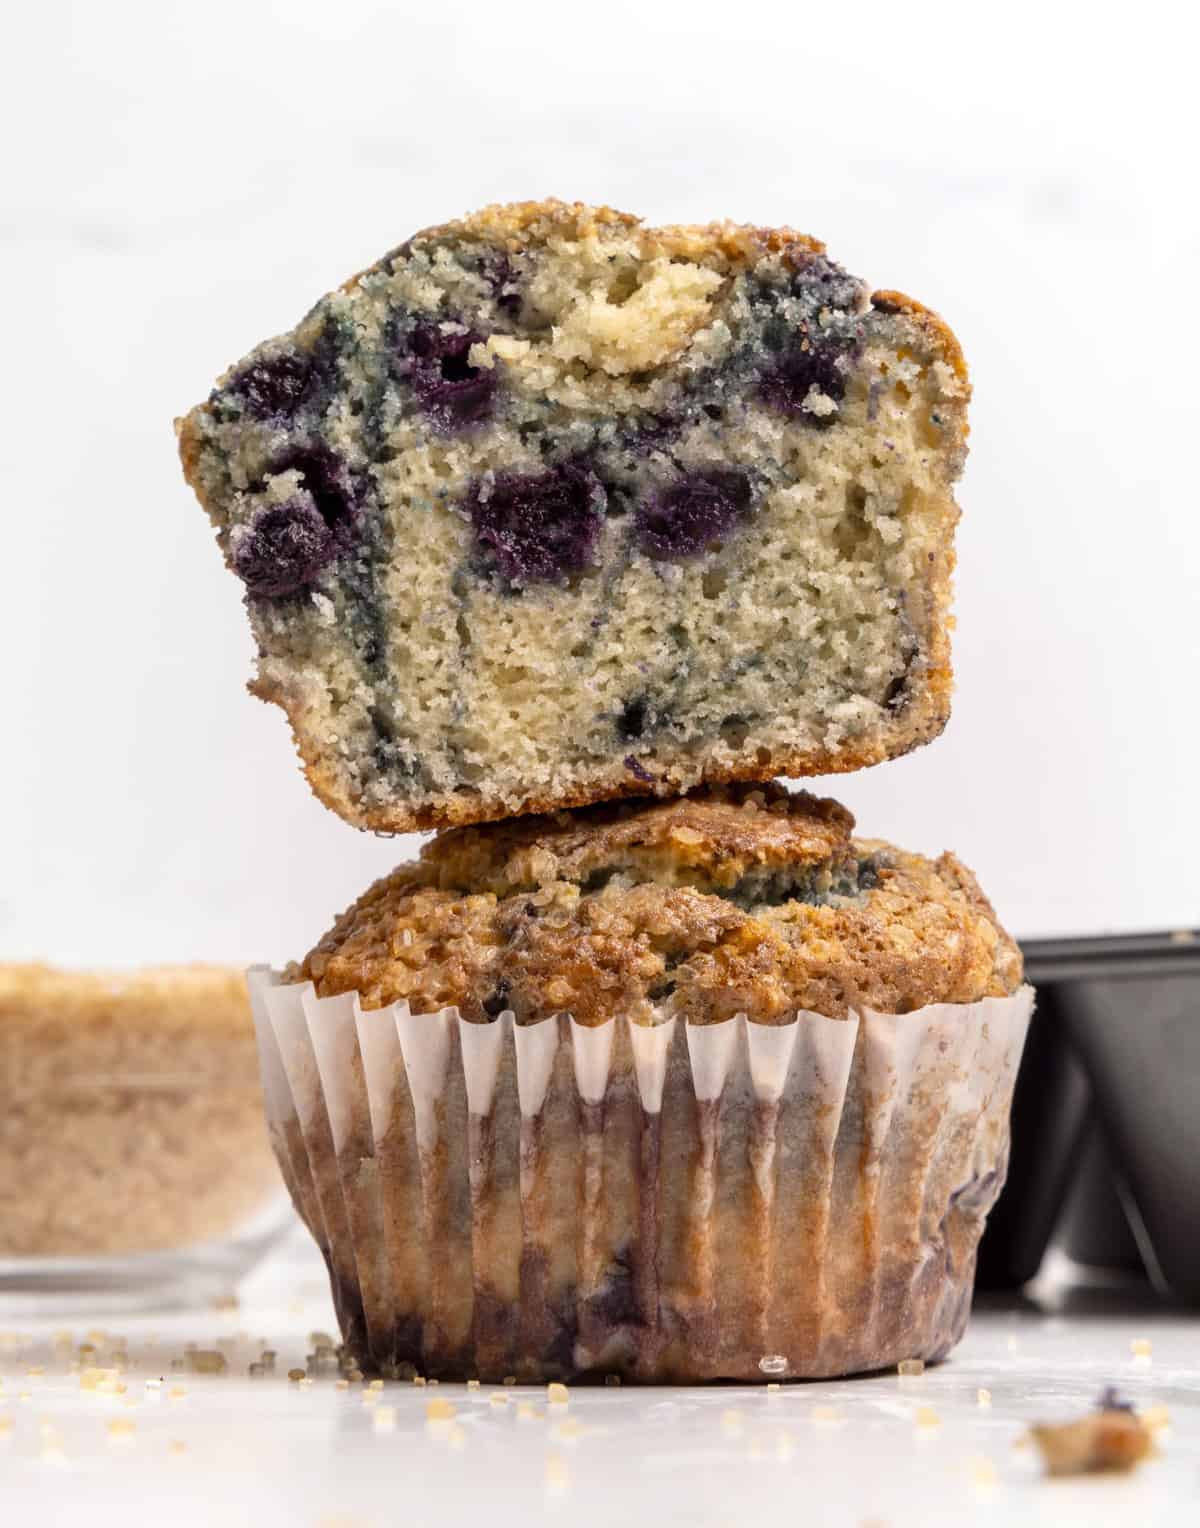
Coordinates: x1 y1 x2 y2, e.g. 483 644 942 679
0 965 281 1257
294 783 1021 1025
179 199 969 832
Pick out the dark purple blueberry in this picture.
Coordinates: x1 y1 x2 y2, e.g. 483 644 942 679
620 413 683 456
1096 1387 1135 1414
465 464 605 587
624 755 655 784
266 442 361 541
232 494 336 597
617 697 649 740
227 322 339 422
760 334 853 418
483 253 523 316
397 322 497 432
634 468 753 561
227 352 315 420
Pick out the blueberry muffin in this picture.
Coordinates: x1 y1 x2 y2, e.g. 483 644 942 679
256 785 1031 1382
180 200 969 833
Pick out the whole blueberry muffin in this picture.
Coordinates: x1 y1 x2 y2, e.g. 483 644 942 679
180 200 969 833
256 785 1031 1383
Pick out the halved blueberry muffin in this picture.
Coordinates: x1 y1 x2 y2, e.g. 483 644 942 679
180 200 969 832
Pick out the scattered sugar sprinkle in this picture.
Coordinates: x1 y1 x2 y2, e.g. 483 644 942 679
545 1452 570 1494
168 1439 188 1456
168 1387 187 1401
977 1388 992 1408
413 1376 427 1387
81 1367 119 1392
0 1417 13 1436
373 1405 396 1432
1142 1405 1171 1432
187 1350 227 1375
811 1406 841 1426
915 1406 941 1430
467 1379 480 1391
766 1382 781 1393
721 1408 744 1435
367 1379 384 1392
550 1418 586 1442
106 1418 136 1442
517 1402 540 1421
426 1398 456 1422
489 1392 509 1407
1131 1338 1153 1362
897 1359 925 1378
968 1454 998 1494
547 1382 569 1405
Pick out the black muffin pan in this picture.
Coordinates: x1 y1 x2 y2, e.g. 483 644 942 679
976 931 1200 1300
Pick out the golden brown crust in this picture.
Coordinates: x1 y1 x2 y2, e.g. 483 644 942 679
258 669 952 835
295 785 1021 1023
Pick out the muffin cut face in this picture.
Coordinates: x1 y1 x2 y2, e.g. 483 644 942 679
293 784 1021 1026
179 200 969 832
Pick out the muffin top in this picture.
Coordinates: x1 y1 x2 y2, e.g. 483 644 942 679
294 785 1021 1025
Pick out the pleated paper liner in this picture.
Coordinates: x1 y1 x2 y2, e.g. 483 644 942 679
249 969 1032 1382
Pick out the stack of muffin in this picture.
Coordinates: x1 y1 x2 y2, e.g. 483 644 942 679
179 200 1031 1382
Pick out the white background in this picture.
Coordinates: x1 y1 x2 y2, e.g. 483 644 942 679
3 0 1197 967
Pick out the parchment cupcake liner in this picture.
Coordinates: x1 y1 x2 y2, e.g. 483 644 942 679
248 968 1032 1382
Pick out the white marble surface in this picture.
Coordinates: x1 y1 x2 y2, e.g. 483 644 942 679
3 0 1199 970
0 1232 1196 1527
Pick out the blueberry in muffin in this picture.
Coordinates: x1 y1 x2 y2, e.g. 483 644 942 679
179 200 970 833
